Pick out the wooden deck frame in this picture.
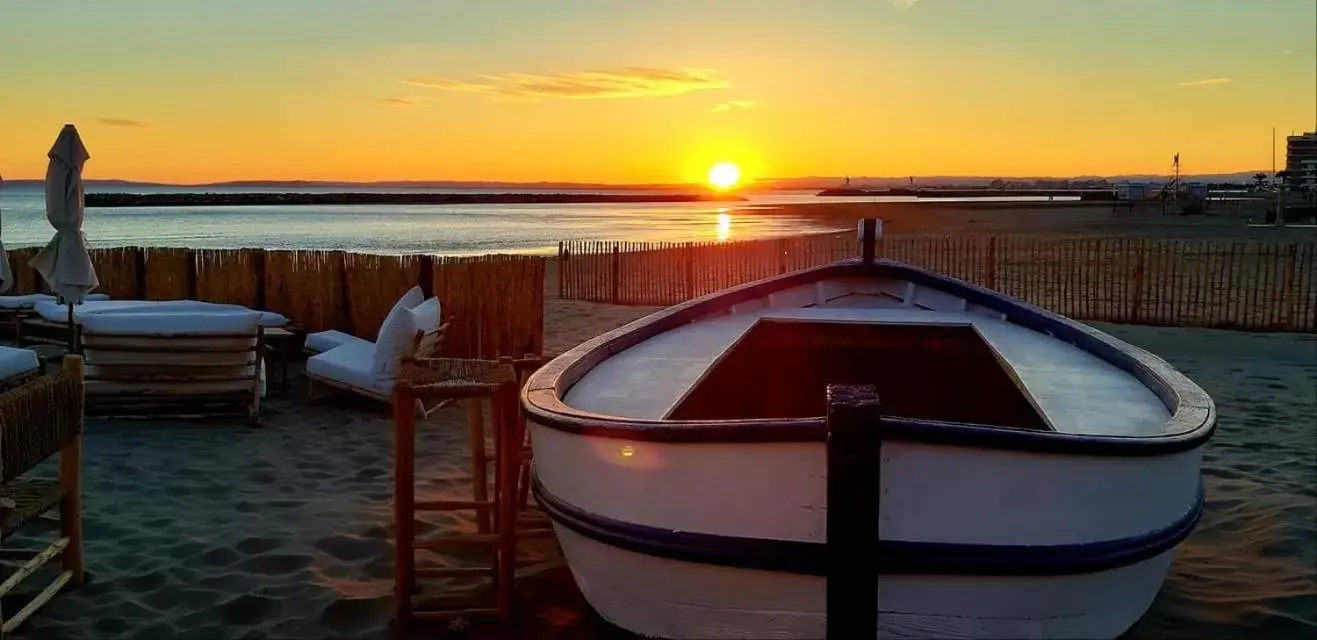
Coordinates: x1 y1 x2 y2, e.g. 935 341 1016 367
0 356 85 637
79 327 264 422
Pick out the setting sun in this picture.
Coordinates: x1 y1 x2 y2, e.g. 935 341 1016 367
707 162 742 191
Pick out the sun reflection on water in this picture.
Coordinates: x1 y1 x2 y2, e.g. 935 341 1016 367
715 211 731 242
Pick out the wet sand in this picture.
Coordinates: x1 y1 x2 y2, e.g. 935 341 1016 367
7 302 1314 639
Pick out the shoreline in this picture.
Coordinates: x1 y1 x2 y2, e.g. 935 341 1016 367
84 192 747 208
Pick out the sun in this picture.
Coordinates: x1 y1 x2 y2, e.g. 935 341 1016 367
707 162 742 191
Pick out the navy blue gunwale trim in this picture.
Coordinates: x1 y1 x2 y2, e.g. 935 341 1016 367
522 258 1217 457
533 474 1205 577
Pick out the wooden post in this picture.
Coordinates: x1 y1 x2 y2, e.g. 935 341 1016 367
392 381 416 633
1282 243 1297 330
417 254 435 299
826 384 881 639
557 242 565 299
684 244 695 300
59 355 85 586
134 247 148 300
254 250 268 311
857 219 878 265
337 251 352 336
1130 241 1146 323
610 245 620 305
185 249 198 300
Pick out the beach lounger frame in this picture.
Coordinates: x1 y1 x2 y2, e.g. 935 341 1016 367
78 325 265 422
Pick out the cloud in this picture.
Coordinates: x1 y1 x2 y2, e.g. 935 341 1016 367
403 66 729 101
1280 48 1294 55
890 0 920 7
708 100 759 113
96 117 149 127
376 97 433 107
1177 77 1232 87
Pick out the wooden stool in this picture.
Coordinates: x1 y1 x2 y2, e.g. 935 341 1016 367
391 358 541 635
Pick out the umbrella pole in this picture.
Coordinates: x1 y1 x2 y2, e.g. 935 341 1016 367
67 303 77 354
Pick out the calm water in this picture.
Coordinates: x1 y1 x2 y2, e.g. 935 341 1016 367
0 185 1067 255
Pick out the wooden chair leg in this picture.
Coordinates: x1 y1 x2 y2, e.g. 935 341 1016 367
468 398 491 534
393 383 417 635
492 383 520 621
58 437 85 586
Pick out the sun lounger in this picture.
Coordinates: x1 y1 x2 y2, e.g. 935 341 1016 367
305 287 446 410
21 299 286 349
303 329 371 355
79 311 265 420
1 293 108 341
0 346 41 390
0 355 85 634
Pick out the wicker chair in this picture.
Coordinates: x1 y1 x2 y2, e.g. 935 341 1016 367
0 356 85 635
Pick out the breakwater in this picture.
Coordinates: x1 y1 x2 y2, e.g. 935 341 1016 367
817 188 1116 200
85 192 746 208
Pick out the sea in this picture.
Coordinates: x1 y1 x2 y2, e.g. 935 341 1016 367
0 184 1066 255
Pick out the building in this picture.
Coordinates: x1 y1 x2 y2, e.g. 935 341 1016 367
1286 131 1317 190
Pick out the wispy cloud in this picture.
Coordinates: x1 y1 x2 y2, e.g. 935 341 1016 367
376 97 433 107
890 0 920 8
403 67 729 102
1279 48 1294 55
1177 77 1232 87
708 100 759 113
96 117 150 128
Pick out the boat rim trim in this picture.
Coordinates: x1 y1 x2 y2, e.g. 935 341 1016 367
533 473 1205 577
522 258 1216 456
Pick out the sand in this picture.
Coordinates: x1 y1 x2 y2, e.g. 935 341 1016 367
5 293 1314 639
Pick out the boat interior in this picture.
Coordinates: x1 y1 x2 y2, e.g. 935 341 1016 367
666 320 1052 430
562 275 1171 437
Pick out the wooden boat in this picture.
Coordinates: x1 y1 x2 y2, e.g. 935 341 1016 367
521 220 1215 639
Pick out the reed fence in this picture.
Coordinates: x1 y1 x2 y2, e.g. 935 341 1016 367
558 234 1317 333
5 247 546 359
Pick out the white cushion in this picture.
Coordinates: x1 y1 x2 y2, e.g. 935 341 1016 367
80 311 262 335
35 299 286 327
372 287 423 375
306 340 392 398
408 297 442 335
0 292 108 310
304 330 372 354
0 346 40 380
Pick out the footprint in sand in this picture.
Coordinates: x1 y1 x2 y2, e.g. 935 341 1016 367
239 553 314 575
314 534 392 562
236 536 284 555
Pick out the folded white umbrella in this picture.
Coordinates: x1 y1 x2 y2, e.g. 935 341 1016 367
31 124 99 305
31 124 99 349
0 174 12 294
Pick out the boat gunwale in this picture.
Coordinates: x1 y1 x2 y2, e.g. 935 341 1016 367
532 473 1206 577
522 258 1217 456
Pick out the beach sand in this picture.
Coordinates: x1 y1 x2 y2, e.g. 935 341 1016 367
6 299 1314 639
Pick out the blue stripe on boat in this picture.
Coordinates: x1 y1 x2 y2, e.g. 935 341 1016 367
533 474 1204 577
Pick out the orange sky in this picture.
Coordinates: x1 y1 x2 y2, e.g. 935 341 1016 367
1 0 1314 184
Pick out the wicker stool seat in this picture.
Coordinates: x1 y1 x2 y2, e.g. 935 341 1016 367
0 479 66 538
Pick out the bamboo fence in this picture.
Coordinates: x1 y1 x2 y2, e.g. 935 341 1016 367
558 234 1317 333
5 247 546 359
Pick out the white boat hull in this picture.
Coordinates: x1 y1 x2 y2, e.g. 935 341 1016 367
552 524 1175 640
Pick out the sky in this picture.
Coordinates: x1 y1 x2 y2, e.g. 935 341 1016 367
1 0 1314 184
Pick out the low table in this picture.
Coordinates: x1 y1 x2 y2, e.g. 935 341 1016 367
263 326 306 394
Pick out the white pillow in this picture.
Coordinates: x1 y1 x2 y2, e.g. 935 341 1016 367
408 297 442 335
373 286 424 375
